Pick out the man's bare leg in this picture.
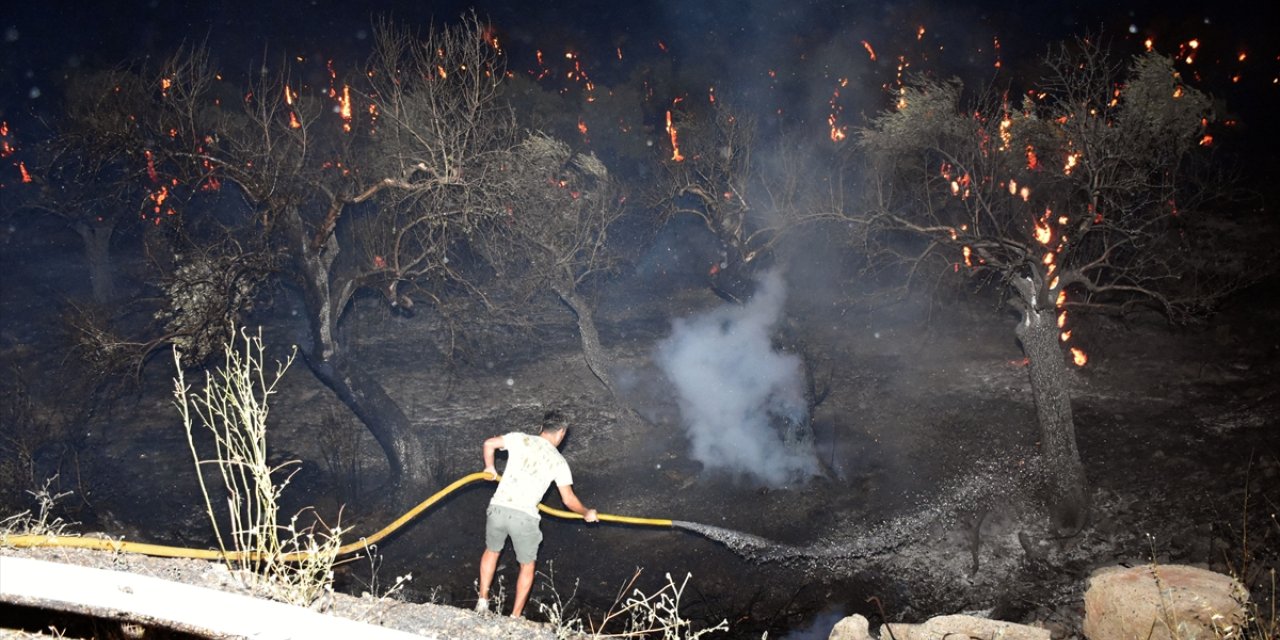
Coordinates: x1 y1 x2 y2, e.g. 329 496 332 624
478 549 501 603
510 561 536 618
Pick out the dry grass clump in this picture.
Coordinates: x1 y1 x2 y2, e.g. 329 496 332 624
537 567 728 639
172 328 344 607
0 474 77 539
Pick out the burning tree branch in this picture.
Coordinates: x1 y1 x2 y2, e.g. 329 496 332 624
854 36 1246 533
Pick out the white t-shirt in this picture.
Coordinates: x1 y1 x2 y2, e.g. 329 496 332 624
491 432 573 519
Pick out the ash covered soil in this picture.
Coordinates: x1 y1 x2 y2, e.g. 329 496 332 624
3 282 1280 639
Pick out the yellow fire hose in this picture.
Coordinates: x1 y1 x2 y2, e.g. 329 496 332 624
1 472 674 562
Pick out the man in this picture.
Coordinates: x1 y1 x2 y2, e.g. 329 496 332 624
476 410 598 618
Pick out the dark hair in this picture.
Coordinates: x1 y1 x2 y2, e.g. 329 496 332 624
540 409 568 433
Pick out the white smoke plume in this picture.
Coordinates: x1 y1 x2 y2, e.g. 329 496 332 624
655 270 819 486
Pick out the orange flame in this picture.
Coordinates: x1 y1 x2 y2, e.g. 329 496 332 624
665 109 684 162
1064 152 1079 175
577 117 588 136
829 115 847 142
1070 347 1088 367
18 161 32 183
1057 310 1067 329
145 150 159 183
962 246 973 267
339 85 352 132
1034 220 1052 245
861 40 877 61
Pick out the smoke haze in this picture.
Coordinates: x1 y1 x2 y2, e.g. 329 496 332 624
655 270 819 487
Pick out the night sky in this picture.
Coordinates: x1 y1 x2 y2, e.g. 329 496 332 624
5 0 1278 131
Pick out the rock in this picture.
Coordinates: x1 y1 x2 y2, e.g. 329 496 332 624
828 614 872 640
882 614 1050 640
1083 564 1248 640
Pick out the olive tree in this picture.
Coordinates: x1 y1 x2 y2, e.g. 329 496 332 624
100 16 557 494
856 39 1236 533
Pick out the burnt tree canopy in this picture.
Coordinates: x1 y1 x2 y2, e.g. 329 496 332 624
651 101 775 304
473 133 626 394
38 15 615 495
856 39 1236 533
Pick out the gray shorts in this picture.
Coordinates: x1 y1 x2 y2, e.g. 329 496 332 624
485 504 542 564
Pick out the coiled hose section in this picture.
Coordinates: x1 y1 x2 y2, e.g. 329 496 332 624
1 472 674 562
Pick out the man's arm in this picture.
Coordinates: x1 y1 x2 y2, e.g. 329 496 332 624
482 436 505 480
557 484 599 523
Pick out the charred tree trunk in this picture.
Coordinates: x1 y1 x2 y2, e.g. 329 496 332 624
74 220 116 303
1015 298 1089 535
707 239 757 304
288 208 432 495
554 285 614 396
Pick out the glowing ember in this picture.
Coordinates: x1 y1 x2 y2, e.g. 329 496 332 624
1025 145 1038 170
829 114 847 142
283 86 300 127
861 40 877 61
1070 348 1088 367
1060 330 1072 342
145 150 159 183
962 246 973 267
828 80 848 142
339 85 353 132
1034 220 1052 245
1063 152 1079 175
665 109 684 162
18 161 32 183
1009 179 1018 195
1057 310 1067 329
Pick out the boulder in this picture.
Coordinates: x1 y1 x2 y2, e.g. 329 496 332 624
1083 564 1248 640
828 614 873 640
882 614 1050 640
